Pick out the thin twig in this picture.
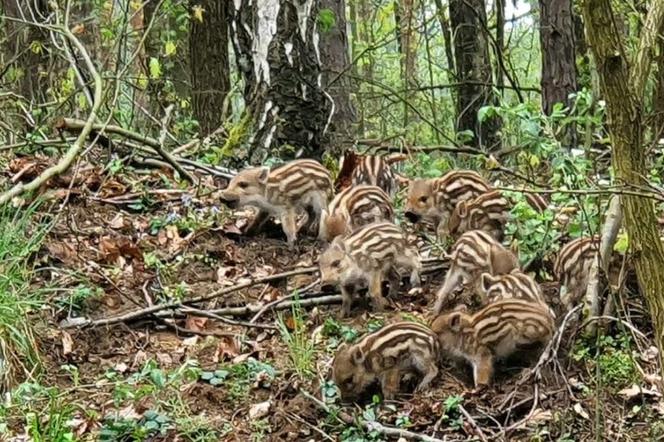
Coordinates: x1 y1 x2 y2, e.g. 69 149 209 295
301 390 444 442
459 405 489 442
0 22 103 206
60 266 318 328
178 306 276 330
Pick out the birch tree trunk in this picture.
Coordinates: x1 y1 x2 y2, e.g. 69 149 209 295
582 0 664 376
231 0 332 162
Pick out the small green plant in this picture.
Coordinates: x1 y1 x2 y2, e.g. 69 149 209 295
322 317 359 344
200 369 229 386
9 382 78 441
57 284 103 313
572 333 638 388
250 418 271 441
198 358 276 401
0 203 51 389
436 395 464 430
277 297 315 379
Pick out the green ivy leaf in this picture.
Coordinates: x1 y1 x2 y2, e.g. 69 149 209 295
149 57 161 79
164 41 177 57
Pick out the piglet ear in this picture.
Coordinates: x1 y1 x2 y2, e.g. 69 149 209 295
257 167 269 184
480 273 495 292
456 200 468 217
351 347 365 365
449 312 463 332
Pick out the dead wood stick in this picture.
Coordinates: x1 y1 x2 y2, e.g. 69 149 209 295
301 390 444 442
250 278 320 323
208 295 342 316
458 405 489 442
584 195 622 335
0 26 103 206
60 266 318 329
178 306 276 330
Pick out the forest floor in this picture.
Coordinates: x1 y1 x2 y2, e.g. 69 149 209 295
3 154 664 441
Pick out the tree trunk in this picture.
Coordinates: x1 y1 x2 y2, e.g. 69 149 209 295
189 0 231 135
318 0 356 154
582 0 664 376
395 0 418 127
495 0 505 93
539 0 578 114
231 0 331 162
449 0 500 150
652 22 664 138
2 0 49 103
433 0 456 79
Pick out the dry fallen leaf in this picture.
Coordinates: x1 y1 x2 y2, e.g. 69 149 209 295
46 241 77 264
573 403 590 420
213 336 240 363
185 315 208 332
618 384 661 400
61 331 74 356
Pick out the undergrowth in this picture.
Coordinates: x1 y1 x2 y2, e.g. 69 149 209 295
0 203 51 390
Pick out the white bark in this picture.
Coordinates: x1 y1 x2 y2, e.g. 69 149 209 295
295 0 315 42
253 0 280 85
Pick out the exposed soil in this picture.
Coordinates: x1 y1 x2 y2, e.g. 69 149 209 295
5 158 663 441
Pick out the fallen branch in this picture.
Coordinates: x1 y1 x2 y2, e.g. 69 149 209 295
458 404 489 442
179 306 276 330
0 25 103 206
60 266 318 329
301 390 444 442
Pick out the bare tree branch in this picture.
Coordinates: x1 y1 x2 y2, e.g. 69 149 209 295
0 22 103 206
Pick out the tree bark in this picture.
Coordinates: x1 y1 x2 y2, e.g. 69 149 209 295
652 22 664 138
582 0 664 376
189 0 231 135
495 0 505 92
449 0 500 150
395 0 418 127
539 0 578 114
2 0 49 103
231 0 332 162
434 0 456 79
318 0 356 153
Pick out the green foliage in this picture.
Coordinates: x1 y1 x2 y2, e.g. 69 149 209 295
197 358 276 401
277 297 316 379
322 317 359 344
0 203 51 390
204 113 253 165
572 333 639 388
318 9 337 33
8 383 78 442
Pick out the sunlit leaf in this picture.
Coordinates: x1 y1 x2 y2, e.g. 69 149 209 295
164 41 177 57
192 4 205 22
149 57 161 79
